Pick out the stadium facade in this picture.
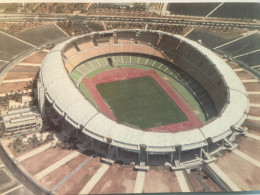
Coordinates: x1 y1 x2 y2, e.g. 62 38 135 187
39 30 249 169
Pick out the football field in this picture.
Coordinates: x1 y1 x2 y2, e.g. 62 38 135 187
96 76 188 130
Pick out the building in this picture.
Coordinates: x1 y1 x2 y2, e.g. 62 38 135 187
1 107 42 135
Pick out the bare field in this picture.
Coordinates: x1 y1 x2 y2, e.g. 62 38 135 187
54 157 102 195
4 72 37 80
249 107 260 116
40 154 89 190
235 71 256 80
245 119 260 127
227 61 239 69
216 152 260 191
248 127 260 136
238 137 260 162
199 171 223 192
248 94 260 104
90 164 137 194
0 82 29 93
20 51 48 64
243 82 260 91
11 66 40 71
20 148 73 176
143 168 181 193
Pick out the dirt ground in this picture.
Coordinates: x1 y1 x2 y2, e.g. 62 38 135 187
238 137 260 162
11 66 40 71
248 94 260 104
143 168 181 193
189 171 223 192
20 51 48 64
245 119 260 127
199 171 223 192
40 154 90 190
235 71 256 80
54 157 102 195
248 127 260 136
0 82 29 93
20 148 73 176
243 82 260 91
90 164 137 194
4 72 37 80
226 61 239 69
216 152 260 191
249 107 260 116
188 172 203 192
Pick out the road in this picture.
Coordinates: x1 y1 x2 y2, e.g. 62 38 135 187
0 13 259 30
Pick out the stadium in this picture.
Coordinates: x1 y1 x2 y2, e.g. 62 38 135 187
39 29 249 169
0 3 259 194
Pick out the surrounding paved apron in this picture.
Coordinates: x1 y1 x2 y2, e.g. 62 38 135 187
17 142 52 163
79 163 110 194
208 163 241 191
247 133 260 141
233 149 260 168
133 171 146 193
175 171 190 192
52 155 93 192
34 150 81 180
1 184 23 195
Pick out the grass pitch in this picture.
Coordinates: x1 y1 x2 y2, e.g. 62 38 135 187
96 76 188 129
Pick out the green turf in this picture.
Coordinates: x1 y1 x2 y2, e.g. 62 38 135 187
96 76 188 129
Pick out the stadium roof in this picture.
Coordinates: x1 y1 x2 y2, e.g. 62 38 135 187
41 30 249 153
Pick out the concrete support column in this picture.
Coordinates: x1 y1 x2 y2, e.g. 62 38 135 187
170 152 174 164
115 147 118 159
108 144 111 158
37 80 45 118
90 137 94 148
146 152 149 164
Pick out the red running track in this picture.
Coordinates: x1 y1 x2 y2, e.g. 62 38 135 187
83 67 203 133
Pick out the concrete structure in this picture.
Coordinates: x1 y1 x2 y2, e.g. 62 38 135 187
39 30 249 169
8 96 32 110
1 108 42 135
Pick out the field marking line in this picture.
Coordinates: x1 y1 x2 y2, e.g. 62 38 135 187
247 91 260 95
184 28 194 37
0 31 37 48
2 78 33 84
248 115 260 121
17 63 41 66
52 155 93 192
241 79 260 83
1 184 23 195
175 171 190 192
234 49 260 59
251 64 260 68
233 68 244 72
233 149 260 168
79 163 110 194
208 163 241 191
34 150 81 180
17 142 52 163
250 103 260 108
247 133 260 141
214 31 257 49
206 2 224 18
53 23 70 37
133 171 146 193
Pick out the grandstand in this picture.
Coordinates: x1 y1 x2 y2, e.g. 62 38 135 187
40 30 248 169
